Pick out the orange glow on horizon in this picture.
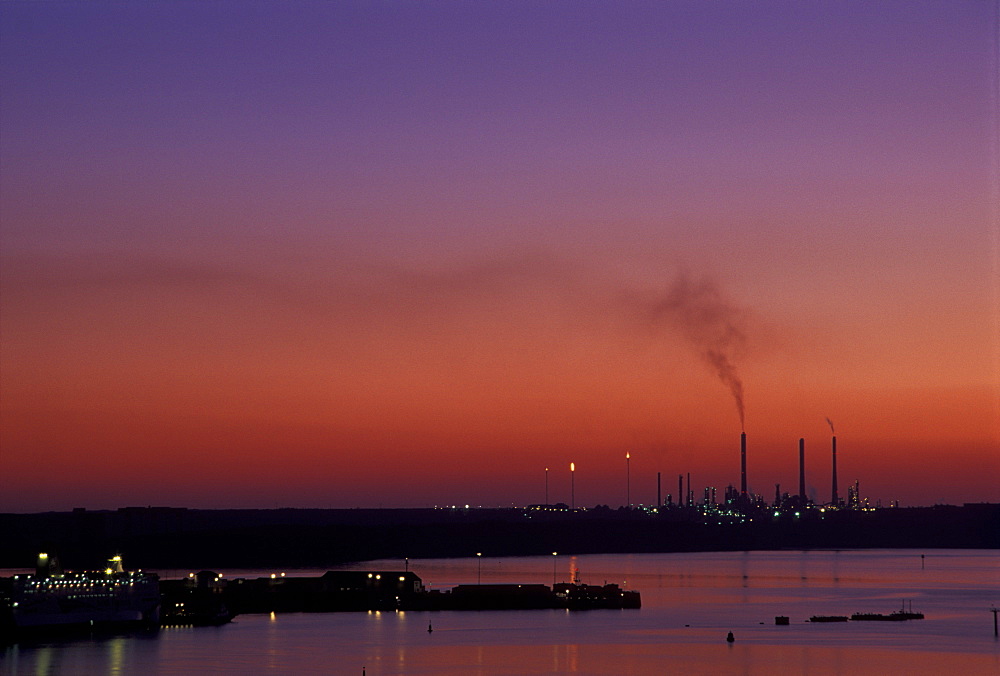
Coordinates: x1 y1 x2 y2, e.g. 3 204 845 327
1 1 995 512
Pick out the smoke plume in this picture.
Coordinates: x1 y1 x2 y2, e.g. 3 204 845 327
646 273 748 431
826 417 835 435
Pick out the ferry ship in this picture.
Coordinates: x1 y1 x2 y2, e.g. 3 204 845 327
6 553 160 632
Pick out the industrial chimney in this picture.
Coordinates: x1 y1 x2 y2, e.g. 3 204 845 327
798 438 806 503
740 432 747 495
831 435 838 506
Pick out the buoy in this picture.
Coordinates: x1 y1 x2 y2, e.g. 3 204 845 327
427 622 433 633
726 631 735 643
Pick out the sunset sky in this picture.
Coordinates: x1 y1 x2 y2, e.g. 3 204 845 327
2 1 997 512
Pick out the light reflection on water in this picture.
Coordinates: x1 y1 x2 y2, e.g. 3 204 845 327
3 549 998 675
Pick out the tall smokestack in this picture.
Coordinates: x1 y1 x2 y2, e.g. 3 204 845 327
657 472 662 507
831 435 838 506
740 432 747 495
798 438 806 502
686 472 691 507
678 475 683 507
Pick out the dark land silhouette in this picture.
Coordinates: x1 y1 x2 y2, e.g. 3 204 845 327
2 503 997 571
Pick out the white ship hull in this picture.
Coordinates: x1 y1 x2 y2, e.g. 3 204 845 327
11 570 160 630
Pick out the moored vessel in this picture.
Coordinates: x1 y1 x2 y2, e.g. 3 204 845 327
6 553 160 633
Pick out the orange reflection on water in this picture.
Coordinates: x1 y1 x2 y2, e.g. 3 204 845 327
366 642 998 675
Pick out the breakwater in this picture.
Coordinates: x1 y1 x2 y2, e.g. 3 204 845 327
2 566 640 640
160 569 639 623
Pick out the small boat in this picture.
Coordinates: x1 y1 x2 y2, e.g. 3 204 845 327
808 615 849 622
852 601 924 622
850 613 901 621
891 600 924 620
850 611 924 622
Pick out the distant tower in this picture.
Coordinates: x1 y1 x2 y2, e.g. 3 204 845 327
678 475 683 507
625 452 631 508
740 432 747 495
686 473 691 507
799 438 806 502
657 472 662 508
774 483 781 507
570 462 576 509
725 484 738 504
831 436 838 506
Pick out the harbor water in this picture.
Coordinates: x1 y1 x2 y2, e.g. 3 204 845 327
3 549 998 675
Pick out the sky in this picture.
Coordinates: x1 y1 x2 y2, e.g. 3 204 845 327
1 1 997 512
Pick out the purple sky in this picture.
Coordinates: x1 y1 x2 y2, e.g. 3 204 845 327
1 1 997 510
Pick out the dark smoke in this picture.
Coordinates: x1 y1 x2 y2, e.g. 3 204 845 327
705 349 745 431
826 417 835 435
646 274 748 431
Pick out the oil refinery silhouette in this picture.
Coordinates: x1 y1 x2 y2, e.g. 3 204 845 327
2 429 997 571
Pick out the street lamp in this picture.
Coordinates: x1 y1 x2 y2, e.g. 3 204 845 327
552 552 558 586
626 452 631 509
570 462 575 510
476 552 482 585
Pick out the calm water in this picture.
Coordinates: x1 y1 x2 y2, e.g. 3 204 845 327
3 549 998 675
